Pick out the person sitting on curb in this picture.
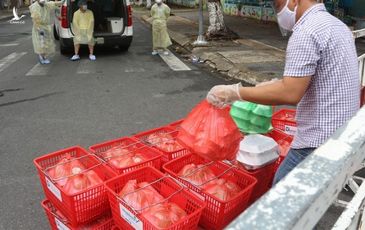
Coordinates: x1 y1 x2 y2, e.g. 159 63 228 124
71 0 96 61
151 0 171 56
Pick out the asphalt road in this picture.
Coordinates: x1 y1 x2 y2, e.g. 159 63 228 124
0 11 358 230
0 14 234 229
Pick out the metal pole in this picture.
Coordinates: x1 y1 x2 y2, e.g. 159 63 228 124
193 0 207 46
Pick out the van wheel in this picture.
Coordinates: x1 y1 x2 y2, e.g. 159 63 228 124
53 25 59 40
60 43 70 55
119 44 130 52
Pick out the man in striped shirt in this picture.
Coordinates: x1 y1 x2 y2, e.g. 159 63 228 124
207 0 360 184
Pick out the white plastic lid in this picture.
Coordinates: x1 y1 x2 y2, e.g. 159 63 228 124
239 134 278 155
236 134 279 168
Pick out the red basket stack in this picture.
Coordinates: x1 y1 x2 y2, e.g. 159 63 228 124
34 146 117 227
272 109 297 135
269 128 293 155
104 166 206 230
133 126 190 164
227 130 293 204
163 153 257 230
89 137 162 174
41 199 115 230
235 161 278 204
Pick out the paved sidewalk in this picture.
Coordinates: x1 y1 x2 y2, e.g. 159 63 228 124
137 7 286 85
136 7 365 85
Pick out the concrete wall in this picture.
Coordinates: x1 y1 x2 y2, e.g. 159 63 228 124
168 0 277 22
223 3 276 22
168 0 197 8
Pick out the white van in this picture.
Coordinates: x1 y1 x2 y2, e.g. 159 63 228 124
54 0 133 54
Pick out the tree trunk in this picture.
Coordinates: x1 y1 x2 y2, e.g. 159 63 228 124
146 0 151 9
206 0 226 37
10 0 18 8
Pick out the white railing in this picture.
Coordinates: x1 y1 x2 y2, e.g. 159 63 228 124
353 29 365 39
226 106 365 230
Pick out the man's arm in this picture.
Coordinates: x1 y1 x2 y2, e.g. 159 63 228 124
52 0 65 8
239 76 311 105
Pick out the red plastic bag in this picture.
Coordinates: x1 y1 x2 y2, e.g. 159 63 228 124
178 163 216 186
47 154 86 187
63 169 103 195
101 147 145 169
119 180 164 210
202 178 241 201
146 133 183 152
177 100 242 161
142 202 187 229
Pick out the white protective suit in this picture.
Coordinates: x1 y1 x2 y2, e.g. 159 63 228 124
151 3 172 49
72 9 95 45
29 1 60 55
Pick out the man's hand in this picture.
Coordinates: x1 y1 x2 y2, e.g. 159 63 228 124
206 83 242 108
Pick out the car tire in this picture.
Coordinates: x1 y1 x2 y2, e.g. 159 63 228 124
53 25 60 40
60 42 70 55
119 44 131 52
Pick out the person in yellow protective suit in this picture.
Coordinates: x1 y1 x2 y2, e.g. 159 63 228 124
29 0 64 64
71 0 96 61
151 0 171 56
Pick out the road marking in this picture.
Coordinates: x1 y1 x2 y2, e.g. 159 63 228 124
0 43 19 47
0 52 27 73
124 67 146 73
76 59 98 74
159 52 191 71
26 63 51 76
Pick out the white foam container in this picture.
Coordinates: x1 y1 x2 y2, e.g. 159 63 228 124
237 134 279 170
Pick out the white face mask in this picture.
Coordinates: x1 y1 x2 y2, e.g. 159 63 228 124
277 0 297 31
82 5 87 10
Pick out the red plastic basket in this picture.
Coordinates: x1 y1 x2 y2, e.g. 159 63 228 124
89 137 162 175
41 199 114 230
163 154 257 230
34 146 117 226
267 129 293 158
232 129 293 204
133 126 189 164
105 166 206 230
272 109 297 135
236 161 277 204
269 129 294 175
241 130 293 203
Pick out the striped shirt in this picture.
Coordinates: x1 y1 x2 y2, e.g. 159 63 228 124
284 4 360 148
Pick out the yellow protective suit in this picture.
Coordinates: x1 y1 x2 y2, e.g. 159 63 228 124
29 1 60 55
72 9 95 45
151 3 172 49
